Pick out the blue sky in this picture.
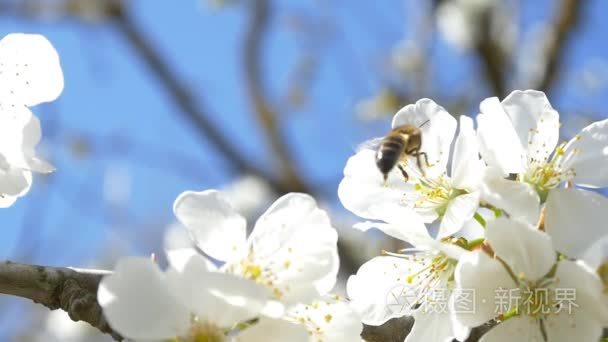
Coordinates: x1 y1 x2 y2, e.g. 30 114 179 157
0 0 607 337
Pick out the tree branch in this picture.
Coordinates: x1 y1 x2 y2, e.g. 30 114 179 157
243 0 309 193
0 261 121 340
474 8 507 97
111 6 298 194
535 0 584 93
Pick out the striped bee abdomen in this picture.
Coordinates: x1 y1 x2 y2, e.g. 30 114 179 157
375 134 407 178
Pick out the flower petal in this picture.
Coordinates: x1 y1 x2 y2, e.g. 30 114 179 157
544 308 604 342
452 251 517 327
581 234 608 270
19 113 54 173
392 98 457 177
235 317 308 342
168 258 281 327
561 118 608 187
485 217 555 281
347 256 422 325
552 260 608 324
479 316 541 342
0 161 31 197
545 188 608 258
451 115 484 191
477 97 526 174
0 33 64 106
173 190 247 262
438 191 480 238
407 308 470 342
249 192 332 260
338 149 419 222
480 168 540 225
98 257 190 340
252 221 339 304
351 204 430 243
289 298 363 342
501 90 560 165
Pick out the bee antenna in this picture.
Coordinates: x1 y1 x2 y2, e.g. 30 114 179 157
419 119 431 128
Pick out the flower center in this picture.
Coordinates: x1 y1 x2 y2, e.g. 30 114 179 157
384 249 456 306
169 316 225 342
523 141 578 200
224 255 284 299
397 160 468 217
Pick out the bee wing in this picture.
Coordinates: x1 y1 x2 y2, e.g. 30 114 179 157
355 137 383 152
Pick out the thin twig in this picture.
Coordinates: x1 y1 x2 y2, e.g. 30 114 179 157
111 6 296 194
243 0 308 193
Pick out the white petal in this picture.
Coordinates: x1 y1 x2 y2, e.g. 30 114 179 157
561 118 608 187
351 204 430 243
346 256 422 325
19 113 54 173
479 316 542 342
480 168 540 225
163 222 217 272
438 192 480 238
392 98 457 176
173 190 247 262
552 260 608 324
289 299 363 342
249 192 332 260
252 222 339 304
544 309 604 342
581 234 608 270
452 251 517 327
0 104 36 169
406 308 470 342
477 97 526 174
168 258 279 327
545 188 608 258
0 33 64 106
338 149 420 222
98 257 190 339
501 90 560 164
235 317 308 342
0 161 31 196
485 217 555 281
451 115 484 191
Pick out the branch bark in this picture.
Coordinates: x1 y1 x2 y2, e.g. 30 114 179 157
0 260 121 340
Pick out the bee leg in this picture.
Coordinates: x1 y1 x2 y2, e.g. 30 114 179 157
416 152 430 176
397 165 409 182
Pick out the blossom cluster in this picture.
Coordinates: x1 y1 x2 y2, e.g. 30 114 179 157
0 33 63 207
340 90 608 341
98 191 362 341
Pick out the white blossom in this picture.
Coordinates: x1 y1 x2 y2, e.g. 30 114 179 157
339 99 484 239
477 89 608 256
347 232 469 342
172 190 339 304
0 33 63 206
98 256 298 341
451 217 608 341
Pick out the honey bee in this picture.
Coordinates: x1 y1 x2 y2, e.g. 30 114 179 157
375 120 430 181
